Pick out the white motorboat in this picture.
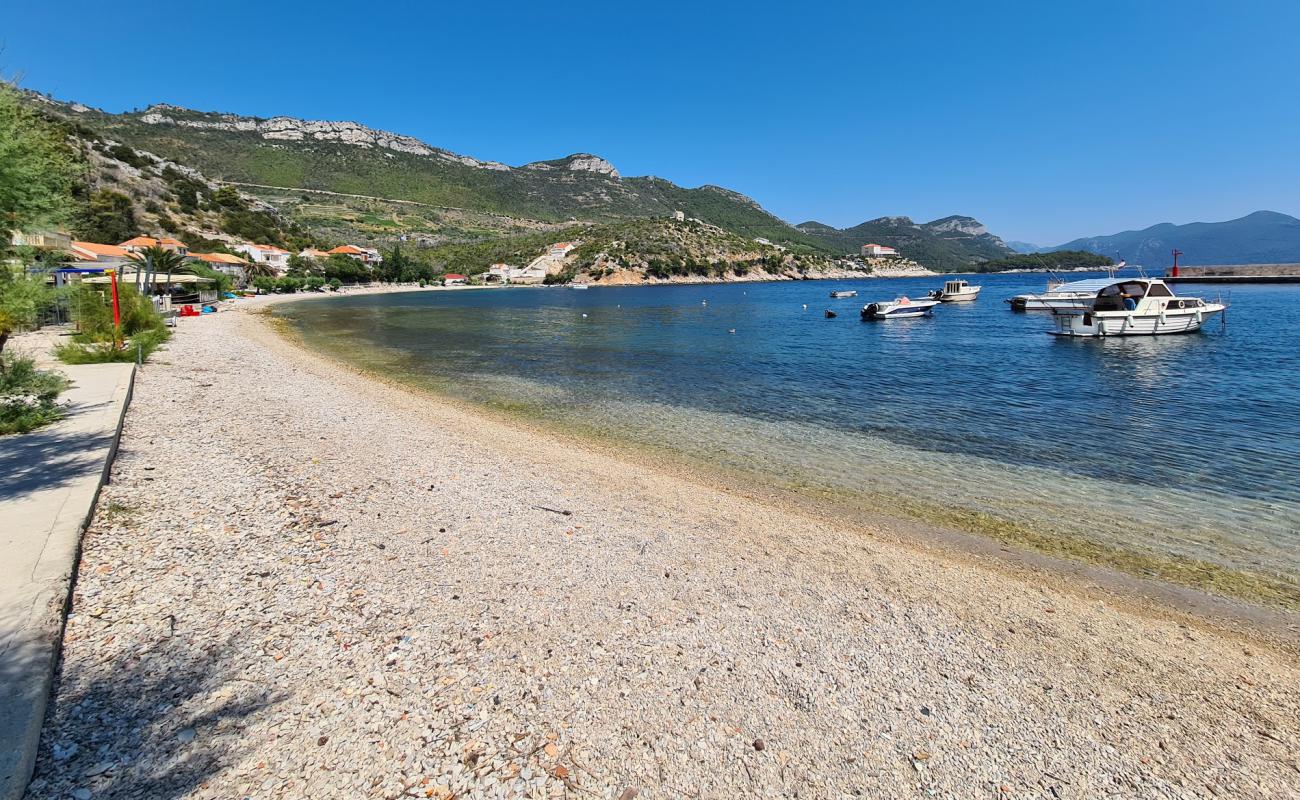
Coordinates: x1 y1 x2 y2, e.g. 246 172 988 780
1008 277 1111 311
1050 278 1225 337
569 283 589 290
928 279 981 302
830 289 858 298
861 296 940 320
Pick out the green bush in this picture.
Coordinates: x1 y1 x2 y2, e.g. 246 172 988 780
58 284 170 365
0 352 68 435
55 327 169 364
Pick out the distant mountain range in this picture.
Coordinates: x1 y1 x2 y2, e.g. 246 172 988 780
1048 211 1300 267
26 92 1012 270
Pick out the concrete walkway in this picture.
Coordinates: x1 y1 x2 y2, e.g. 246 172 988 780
0 361 135 800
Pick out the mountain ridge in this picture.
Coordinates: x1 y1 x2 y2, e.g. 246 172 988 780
25 89 1013 269
1049 210 1300 266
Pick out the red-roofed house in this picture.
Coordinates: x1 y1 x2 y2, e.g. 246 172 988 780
328 244 382 265
70 241 132 263
189 252 249 280
120 236 190 255
860 243 899 258
443 273 467 286
549 242 576 258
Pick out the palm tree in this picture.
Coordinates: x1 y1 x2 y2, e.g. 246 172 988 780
126 245 192 295
242 258 277 289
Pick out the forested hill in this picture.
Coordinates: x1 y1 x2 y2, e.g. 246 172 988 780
796 215 1014 270
29 96 826 252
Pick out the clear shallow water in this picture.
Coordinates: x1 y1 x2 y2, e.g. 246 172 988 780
278 273 1300 595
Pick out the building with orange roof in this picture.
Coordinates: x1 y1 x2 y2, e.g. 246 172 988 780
119 236 190 255
70 241 132 263
549 242 576 258
327 244 382 265
189 251 249 281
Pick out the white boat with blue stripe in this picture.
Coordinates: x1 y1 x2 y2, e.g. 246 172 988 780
861 296 940 320
1050 278 1225 337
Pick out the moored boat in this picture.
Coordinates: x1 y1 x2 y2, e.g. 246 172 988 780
928 279 981 302
830 289 858 298
860 296 939 320
1049 278 1225 337
569 283 589 290
1008 278 1110 311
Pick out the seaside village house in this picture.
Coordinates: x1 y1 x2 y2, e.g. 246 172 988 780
443 273 468 286
121 235 190 256
549 242 577 258
189 251 249 283
860 243 899 258
485 263 548 285
328 244 383 265
233 243 291 275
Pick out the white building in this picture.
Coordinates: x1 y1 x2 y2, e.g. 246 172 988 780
860 243 899 258
549 242 576 258
233 243 292 274
486 263 547 285
673 210 685 222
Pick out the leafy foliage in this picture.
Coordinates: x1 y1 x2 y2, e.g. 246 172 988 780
0 352 68 435
0 81 78 236
58 282 170 363
0 271 55 356
72 189 138 243
974 250 1113 273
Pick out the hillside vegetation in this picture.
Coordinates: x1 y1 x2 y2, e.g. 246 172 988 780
975 250 1113 273
32 99 827 253
797 215 1013 269
420 218 849 284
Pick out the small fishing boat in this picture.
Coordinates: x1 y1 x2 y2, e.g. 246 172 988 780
1008 278 1111 311
928 279 981 302
1050 278 1226 337
860 296 940 320
830 289 858 298
569 283 590 290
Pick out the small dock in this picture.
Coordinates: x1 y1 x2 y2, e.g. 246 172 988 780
1164 263 1300 284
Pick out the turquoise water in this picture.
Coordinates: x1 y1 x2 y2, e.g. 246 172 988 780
278 273 1300 597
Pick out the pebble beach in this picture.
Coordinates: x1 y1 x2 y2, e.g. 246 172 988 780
26 292 1300 799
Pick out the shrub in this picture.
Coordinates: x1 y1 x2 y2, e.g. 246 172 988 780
0 353 67 434
55 327 169 364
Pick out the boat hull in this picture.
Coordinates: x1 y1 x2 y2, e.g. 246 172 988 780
939 288 980 302
1050 305 1225 337
861 300 939 320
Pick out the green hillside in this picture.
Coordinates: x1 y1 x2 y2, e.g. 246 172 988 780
797 215 1014 270
33 99 828 252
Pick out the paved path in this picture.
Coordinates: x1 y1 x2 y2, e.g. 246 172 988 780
0 361 135 800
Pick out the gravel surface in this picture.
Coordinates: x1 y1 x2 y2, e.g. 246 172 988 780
26 297 1300 799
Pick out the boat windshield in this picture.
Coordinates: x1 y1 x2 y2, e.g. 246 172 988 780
1093 281 1150 312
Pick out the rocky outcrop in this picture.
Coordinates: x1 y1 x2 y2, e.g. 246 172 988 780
523 154 620 178
924 215 988 237
137 105 512 171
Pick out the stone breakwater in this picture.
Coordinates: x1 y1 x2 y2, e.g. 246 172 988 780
24 302 1300 799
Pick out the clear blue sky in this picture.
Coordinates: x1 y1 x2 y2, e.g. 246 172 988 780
6 0 1298 244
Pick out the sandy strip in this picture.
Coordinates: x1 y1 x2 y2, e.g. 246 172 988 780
25 293 1300 799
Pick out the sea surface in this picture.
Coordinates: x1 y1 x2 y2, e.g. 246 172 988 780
277 272 1300 598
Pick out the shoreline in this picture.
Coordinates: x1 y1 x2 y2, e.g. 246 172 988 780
27 288 1300 798
263 289 1300 637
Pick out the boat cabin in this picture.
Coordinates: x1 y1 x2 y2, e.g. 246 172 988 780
1091 279 1172 311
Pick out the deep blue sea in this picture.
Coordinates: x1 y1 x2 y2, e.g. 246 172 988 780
278 272 1300 589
